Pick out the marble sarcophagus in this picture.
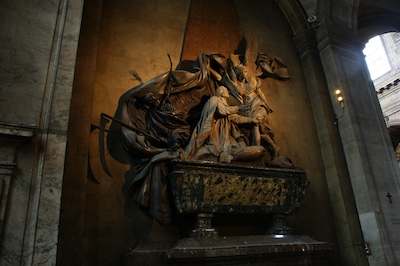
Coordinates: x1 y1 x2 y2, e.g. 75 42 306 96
168 159 310 236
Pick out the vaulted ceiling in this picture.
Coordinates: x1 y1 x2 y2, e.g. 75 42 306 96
295 0 400 38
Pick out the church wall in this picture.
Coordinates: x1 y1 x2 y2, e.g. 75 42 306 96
0 0 84 265
316 23 400 264
0 0 60 126
1 0 400 265
58 0 340 264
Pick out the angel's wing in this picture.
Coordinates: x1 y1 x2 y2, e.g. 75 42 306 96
244 33 263 77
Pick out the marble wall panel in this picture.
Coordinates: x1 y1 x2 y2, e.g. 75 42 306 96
29 0 84 263
28 133 68 265
0 0 59 126
0 142 34 265
48 0 86 132
56 0 104 264
0 0 84 265
0 125 34 266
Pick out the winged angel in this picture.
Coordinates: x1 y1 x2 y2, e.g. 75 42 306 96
104 35 290 224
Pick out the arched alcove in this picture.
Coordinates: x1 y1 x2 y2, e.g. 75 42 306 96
359 4 400 157
56 0 400 265
58 0 339 264
4 0 400 265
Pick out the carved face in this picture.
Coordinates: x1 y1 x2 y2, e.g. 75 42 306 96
237 66 250 81
217 86 230 98
142 92 160 107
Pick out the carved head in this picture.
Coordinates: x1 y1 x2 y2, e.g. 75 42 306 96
236 65 250 81
141 92 160 107
216 86 230 98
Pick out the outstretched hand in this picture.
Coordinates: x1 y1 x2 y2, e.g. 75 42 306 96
252 115 265 124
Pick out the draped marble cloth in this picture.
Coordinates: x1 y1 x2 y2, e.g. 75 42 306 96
185 95 252 163
108 52 223 225
106 52 289 225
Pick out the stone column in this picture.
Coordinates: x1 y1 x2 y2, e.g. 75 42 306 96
292 28 368 266
316 24 400 265
0 0 84 265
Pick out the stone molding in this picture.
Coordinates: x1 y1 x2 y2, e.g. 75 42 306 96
0 122 35 143
0 122 35 167
0 122 35 248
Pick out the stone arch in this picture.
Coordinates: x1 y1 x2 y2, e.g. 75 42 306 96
318 0 359 30
278 0 360 32
358 10 400 39
276 0 362 37
278 1 400 265
357 7 400 151
274 0 309 36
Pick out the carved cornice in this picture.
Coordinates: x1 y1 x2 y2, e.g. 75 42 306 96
376 78 400 95
358 11 400 39
0 122 35 176
0 122 36 144
292 29 318 57
0 163 16 176
316 24 367 55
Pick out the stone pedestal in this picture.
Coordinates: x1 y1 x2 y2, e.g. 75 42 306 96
168 159 309 235
123 235 335 265
122 160 333 265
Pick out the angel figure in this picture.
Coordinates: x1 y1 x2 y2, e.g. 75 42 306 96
219 34 286 159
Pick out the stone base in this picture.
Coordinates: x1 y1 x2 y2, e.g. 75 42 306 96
123 235 336 265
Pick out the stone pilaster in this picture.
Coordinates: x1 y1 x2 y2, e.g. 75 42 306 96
292 28 369 266
315 24 400 265
0 0 84 265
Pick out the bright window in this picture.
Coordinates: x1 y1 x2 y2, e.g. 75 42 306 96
363 35 391 80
